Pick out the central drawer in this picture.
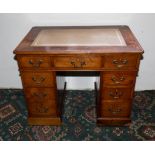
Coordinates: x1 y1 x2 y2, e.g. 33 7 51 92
53 56 102 69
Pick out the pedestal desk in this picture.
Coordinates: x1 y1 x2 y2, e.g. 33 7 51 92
14 26 144 126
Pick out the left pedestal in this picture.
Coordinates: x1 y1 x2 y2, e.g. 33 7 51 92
16 55 61 125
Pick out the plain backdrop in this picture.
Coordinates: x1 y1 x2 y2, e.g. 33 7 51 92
0 13 154 90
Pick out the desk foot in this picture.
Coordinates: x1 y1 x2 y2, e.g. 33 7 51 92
28 117 61 126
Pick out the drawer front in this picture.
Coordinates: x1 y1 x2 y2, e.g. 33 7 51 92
102 87 133 100
53 56 102 69
21 72 55 87
102 71 136 86
101 100 131 117
27 100 57 117
18 56 51 69
104 54 139 69
24 88 56 101
23 82 58 117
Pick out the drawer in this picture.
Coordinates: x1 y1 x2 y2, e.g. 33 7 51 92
24 88 56 101
24 88 58 117
21 72 55 87
102 87 133 100
102 71 137 86
104 54 139 69
17 56 51 69
27 100 57 117
101 100 131 117
53 56 102 69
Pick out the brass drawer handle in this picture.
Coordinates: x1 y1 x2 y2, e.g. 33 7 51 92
109 89 123 99
32 77 45 84
108 108 122 115
112 59 128 68
70 61 86 68
122 59 128 64
29 59 43 68
111 76 125 84
36 102 49 113
33 92 47 99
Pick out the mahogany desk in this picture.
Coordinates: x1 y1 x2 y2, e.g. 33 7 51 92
14 26 144 126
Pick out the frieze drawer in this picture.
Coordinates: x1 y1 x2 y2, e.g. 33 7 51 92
53 56 102 69
104 54 139 70
17 56 51 69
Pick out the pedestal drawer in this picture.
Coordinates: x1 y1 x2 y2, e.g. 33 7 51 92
27 100 57 117
24 88 56 101
24 87 58 117
101 100 131 117
102 87 133 100
102 71 137 86
21 72 55 87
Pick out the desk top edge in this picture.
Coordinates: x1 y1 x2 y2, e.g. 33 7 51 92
14 25 144 54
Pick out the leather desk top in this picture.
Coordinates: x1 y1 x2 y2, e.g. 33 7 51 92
31 28 126 47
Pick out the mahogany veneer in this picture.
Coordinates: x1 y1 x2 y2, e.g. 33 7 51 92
14 26 143 126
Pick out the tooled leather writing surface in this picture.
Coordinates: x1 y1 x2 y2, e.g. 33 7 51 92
31 28 127 47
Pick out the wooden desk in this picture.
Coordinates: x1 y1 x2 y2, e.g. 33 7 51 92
14 26 144 126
